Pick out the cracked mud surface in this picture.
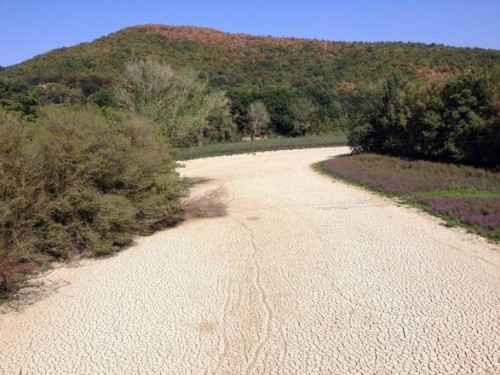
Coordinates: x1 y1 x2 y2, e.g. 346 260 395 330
1 147 499 374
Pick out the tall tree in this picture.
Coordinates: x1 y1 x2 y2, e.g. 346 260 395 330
248 101 270 140
290 97 318 136
119 58 233 146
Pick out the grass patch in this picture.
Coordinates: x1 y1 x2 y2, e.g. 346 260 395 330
175 134 347 160
316 154 500 242
416 189 500 199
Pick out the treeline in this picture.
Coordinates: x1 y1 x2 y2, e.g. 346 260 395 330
347 70 500 167
229 87 340 137
0 61 332 144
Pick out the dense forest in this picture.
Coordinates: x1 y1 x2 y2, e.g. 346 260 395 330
1 25 499 142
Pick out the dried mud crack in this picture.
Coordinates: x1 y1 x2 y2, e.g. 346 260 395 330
1 147 499 374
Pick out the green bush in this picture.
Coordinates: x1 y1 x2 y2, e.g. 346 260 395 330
0 105 183 294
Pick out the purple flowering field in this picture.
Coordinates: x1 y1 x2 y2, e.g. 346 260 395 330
322 154 500 240
419 197 500 228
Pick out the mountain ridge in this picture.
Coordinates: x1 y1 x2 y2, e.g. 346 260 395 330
3 24 499 82
9 23 500 69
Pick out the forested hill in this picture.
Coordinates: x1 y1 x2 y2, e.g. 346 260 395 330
3 24 500 87
1 24 499 134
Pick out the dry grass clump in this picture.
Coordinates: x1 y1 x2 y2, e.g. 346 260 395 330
0 106 183 297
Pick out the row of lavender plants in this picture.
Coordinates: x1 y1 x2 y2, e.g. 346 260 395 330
322 154 500 240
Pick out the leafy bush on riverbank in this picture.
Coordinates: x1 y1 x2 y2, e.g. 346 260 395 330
0 106 183 296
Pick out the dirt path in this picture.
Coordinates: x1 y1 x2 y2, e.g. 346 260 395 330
1 147 499 374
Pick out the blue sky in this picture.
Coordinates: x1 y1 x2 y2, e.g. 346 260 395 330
1 0 499 66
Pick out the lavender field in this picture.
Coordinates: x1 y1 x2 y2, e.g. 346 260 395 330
322 154 500 241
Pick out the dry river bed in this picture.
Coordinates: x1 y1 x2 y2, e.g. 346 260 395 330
1 147 499 374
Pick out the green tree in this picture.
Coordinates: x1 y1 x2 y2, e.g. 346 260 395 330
290 97 318 136
401 73 494 163
119 58 233 146
347 73 407 153
248 101 270 140
438 74 490 162
2 90 39 119
347 72 499 166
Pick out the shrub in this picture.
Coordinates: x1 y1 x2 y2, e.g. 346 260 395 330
0 105 183 294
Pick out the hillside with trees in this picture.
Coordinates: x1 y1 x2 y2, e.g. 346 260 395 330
1 24 499 139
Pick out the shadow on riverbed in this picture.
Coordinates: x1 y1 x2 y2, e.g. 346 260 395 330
0 260 81 313
183 178 228 219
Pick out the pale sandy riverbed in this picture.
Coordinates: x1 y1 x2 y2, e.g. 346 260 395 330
1 147 499 374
